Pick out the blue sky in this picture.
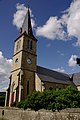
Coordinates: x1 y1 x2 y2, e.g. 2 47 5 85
0 0 80 91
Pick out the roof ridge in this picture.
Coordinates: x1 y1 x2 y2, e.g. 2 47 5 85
37 65 68 76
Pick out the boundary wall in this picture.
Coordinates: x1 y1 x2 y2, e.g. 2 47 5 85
0 107 80 120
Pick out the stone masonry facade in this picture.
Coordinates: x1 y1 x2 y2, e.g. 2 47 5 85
0 108 80 120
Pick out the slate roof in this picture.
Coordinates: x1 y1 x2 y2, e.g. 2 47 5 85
37 66 74 85
22 7 33 37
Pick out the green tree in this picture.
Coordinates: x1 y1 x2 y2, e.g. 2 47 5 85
0 92 6 106
16 86 80 111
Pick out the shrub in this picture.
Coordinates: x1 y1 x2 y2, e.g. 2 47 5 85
0 92 6 106
16 101 25 108
16 86 80 111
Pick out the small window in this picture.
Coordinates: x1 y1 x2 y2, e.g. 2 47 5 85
27 81 30 95
15 58 18 63
49 87 53 90
59 88 61 90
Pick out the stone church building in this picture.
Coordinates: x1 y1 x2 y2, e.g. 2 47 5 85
5 7 74 107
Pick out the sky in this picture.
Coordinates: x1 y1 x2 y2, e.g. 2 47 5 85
0 0 80 91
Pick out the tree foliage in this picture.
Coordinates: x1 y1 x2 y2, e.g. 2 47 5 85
0 92 6 106
16 86 80 111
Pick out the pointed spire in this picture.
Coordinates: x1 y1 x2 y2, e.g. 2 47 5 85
22 7 33 36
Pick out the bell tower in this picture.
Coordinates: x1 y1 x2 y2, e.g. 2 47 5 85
5 7 37 106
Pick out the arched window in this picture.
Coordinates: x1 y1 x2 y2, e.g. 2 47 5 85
27 40 30 50
16 43 18 51
27 81 30 95
27 40 32 51
16 40 21 51
18 40 21 49
30 41 32 50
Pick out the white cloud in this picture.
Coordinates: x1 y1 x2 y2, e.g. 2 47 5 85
57 50 64 56
0 51 12 92
13 1 80 46
62 0 80 46
12 1 80 46
46 43 51 48
36 0 80 46
53 67 65 73
68 55 77 67
13 3 36 29
31 19 36 28
36 16 67 40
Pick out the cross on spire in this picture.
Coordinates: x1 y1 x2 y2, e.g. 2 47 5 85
28 0 30 8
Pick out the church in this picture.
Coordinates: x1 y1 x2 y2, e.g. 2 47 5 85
5 7 74 107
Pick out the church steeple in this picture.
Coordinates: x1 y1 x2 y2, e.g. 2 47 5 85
5 4 37 107
22 7 33 36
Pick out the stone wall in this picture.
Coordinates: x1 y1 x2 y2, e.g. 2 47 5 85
0 107 80 120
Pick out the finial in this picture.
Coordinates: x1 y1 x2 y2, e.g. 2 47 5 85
28 0 30 8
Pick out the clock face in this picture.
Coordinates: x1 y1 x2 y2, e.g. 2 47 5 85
27 58 32 64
